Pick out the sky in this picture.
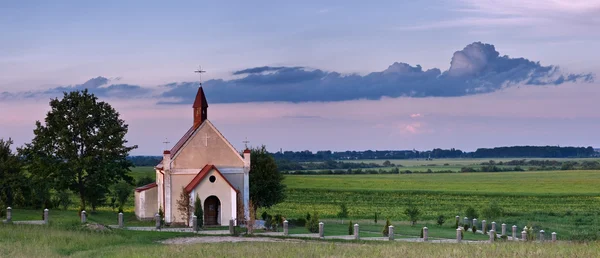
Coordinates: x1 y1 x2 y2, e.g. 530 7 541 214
1 0 600 155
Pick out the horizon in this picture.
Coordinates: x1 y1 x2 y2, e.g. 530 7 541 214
2 1 600 155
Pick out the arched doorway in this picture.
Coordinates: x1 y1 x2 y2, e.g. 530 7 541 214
204 196 221 226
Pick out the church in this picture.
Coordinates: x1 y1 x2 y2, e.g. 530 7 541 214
134 87 250 226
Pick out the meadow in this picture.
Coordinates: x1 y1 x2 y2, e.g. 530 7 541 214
2 224 600 257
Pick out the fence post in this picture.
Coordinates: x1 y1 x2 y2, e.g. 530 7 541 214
155 213 161 229
283 220 289 236
6 207 12 223
456 227 462 243
521 230 527 241
423 227 428 241
388 225 394 241
229 219 235 235
552 232 557 242
539 230 545 242
354 224 360 240
118 212 124 228
81 210 87 223
43 209 49 224
489 230 495 243
318 222 324 239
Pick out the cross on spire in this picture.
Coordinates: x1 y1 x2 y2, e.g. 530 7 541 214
194 65 206 86
243 137 250 149
162 138 171 150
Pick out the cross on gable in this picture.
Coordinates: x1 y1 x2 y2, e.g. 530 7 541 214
204 133 212 147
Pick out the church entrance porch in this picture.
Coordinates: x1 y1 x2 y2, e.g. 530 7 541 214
204 196 221 226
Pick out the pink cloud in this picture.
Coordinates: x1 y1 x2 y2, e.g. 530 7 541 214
410 113 423 118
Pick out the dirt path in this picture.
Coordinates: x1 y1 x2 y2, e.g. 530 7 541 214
161 236 306 244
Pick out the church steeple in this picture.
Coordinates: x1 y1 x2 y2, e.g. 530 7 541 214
193 87 208 126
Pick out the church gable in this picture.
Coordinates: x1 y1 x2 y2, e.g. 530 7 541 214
172 120 244 169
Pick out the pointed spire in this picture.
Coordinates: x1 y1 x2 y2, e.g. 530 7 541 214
193 87 208 126
193 87 208 108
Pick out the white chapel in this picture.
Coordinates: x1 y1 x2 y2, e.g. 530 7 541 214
134 87 250 226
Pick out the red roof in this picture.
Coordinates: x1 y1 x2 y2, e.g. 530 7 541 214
193 87 208 108
184 164 238 194
135 182 157 192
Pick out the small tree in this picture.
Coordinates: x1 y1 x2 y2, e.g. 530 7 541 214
337 203 349 221
374 212 378 224
481 201 504 220
465 206 478 220
249 145 286 214
194 194 203 230
56 190 72 210
114 181 132 213
404 203 421 226
436 215 445 226
158 206 165 227
247 199 256 235
382 218 391 236
176 187 192 226
306 211 320 233
348 220 354 235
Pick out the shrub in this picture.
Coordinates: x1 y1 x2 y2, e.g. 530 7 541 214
481 201 504 220
261 211 269 221
306 212 320 233
382 218 391 236
472 225 477 234
404 203 421 226
291 218 306 227
337 203 349 219
348 220 354 235
193 195 203 230
158 206 165 227
436 215 445 226
454 216 459 229
420 227 424 238
306 212 311 221
374 212 378 224
500 235 508 241
465 206 478 220
463 224 470 231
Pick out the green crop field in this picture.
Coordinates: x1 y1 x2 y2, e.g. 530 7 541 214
262 170 600 240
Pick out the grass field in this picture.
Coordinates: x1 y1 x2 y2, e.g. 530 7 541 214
1 224 599 257
81 164 600 240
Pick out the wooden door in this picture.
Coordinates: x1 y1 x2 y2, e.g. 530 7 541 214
204 196 220 226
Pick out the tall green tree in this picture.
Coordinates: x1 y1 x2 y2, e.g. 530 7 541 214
249 145 286 212
22 90 137 211
0 138 26 207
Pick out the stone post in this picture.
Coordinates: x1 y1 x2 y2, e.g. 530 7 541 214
552 232 557 242
192 215 198 232
43 209 49 224
229 219 235 235
6 207 12 223
489 230 495 243
155 213 161 229
81 210 86 223
283 220 289 236
423 227 428 241
456 227 462 243
318 222 324 238
521 230 527 241
539 230 545 242
354 224 359 240
472 219 478 230
501 223 506 236
512 225 517 241
482 220 487 234
118 212 124 228
388 225 394 241
491 221 496 232
464 217 468 226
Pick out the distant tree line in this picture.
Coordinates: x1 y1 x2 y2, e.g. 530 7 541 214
270 146 597 162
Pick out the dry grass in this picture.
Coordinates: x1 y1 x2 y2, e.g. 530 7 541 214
1 224 600 257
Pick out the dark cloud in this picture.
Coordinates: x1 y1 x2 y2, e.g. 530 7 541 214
1 42 594 104
1 76 151 100
233 66 303 75
159 42 593 104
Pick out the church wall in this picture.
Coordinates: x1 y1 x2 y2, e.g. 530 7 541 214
169 174 196 224
135 187 158 220
172 123 244 169
190 169 236 226
223 173 244 194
